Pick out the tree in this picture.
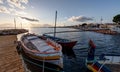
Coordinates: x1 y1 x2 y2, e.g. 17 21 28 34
82 23 87 27
113 14 120 24
81 23 87 28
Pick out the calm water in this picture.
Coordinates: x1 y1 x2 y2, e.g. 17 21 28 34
21 27 120 72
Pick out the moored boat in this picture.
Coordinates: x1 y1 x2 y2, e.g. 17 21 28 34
43 34 77 49
41 11 77 58
42 34 77 57
97 54 120 64
19 33 63 72
86 40 111 72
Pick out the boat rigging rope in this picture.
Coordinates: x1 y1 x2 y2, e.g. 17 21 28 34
42 57 45 72
98 60 107 72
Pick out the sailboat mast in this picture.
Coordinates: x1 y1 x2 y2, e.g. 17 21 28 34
14 18 16 29
54 11 57 37
21 22 22 29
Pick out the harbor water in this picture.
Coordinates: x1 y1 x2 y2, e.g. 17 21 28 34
19 27 120 72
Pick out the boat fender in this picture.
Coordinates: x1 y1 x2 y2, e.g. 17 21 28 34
16 45 21 55
16 42 22 55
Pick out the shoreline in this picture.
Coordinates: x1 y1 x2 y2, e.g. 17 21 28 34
72 28 119 35
0 29 28 36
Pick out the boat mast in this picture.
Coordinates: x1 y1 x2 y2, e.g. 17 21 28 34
54 11 57 38
21 22 22 29
14 18 16 29
101 17 103 24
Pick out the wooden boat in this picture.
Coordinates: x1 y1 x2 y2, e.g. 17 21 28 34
97 54 120 64
43 34 77 49
19 33 63 72
86 40 111 72
42 34 77 57
86 60 112 72
40 11 77 58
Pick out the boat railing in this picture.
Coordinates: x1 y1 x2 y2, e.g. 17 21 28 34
46 38 62 51
21 41 61 54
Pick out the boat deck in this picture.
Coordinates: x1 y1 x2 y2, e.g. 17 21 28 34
23 35 59 53
43 34 71 42
0 35 24 72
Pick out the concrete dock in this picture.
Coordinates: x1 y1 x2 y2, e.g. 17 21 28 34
0 35 24 72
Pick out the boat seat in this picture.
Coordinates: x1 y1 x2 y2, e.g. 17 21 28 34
26 42 37 50
30 38 56 52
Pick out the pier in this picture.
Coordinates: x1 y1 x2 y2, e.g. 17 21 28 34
0 29 28 72
0 35 24 72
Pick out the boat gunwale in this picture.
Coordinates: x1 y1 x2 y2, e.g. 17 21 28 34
20 40 61 54
20 34 62 54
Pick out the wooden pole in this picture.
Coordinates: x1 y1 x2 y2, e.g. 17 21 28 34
14 18 16 29
54 11 57 38
21 22 22 29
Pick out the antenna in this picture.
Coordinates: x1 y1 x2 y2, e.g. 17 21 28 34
54 11 57 38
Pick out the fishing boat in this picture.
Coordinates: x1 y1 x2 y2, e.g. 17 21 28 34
42 11 77 57
96 53 120 65
42 34 77 57
43 34 77 49
86 40 111 72
19 33 63 72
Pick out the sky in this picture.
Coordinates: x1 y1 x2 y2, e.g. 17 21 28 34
0 0 120 28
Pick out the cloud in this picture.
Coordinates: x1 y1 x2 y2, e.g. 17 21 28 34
0 0 38 23
0 0 29 16
8 4 15 8
0 0 3 4
21 0 28 4
31 5 34 8
20 16 39 22
7 0 28 9
8 8 27 16
68 16 93 22
42 24 52 27
0 6 10 14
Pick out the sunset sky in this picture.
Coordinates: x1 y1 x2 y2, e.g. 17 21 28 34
0 0 120 27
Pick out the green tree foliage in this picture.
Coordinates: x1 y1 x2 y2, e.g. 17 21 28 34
82 23 87 27
113 14 120 24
